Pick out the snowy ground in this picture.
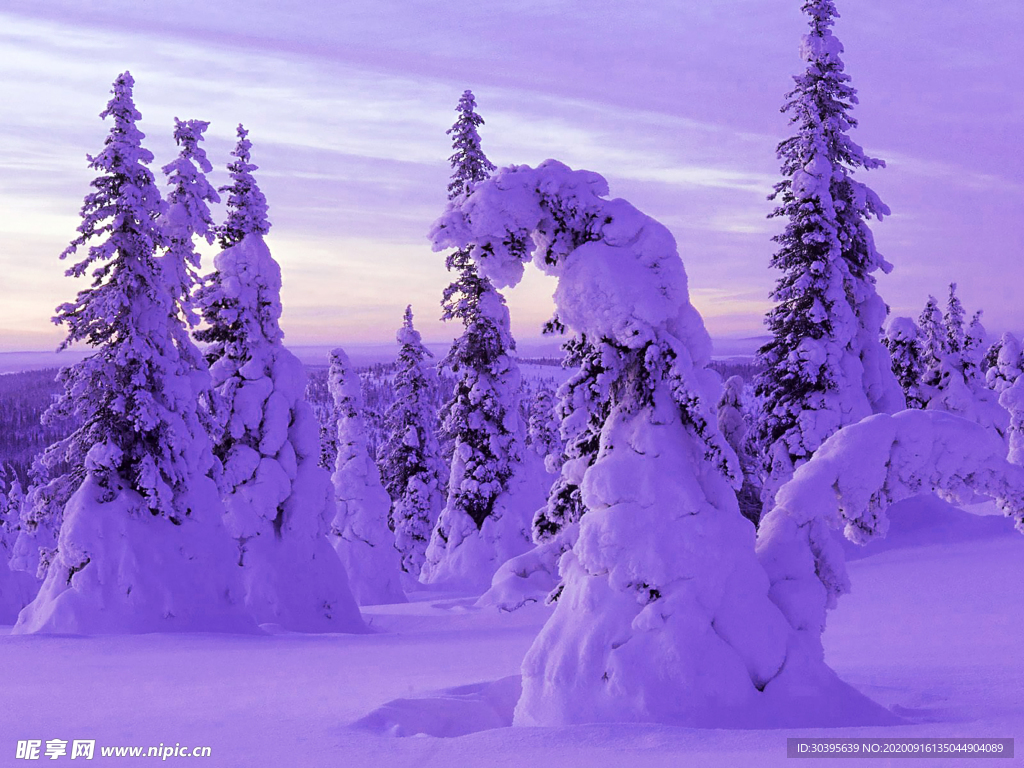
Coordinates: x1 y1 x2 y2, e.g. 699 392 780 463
1 496 1021 767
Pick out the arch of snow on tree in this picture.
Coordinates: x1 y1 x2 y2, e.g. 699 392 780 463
757 409 1024 654
429 159 894 728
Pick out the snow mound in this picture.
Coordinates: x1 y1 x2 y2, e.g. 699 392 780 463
352 676 520 737
14 473 255 634
0 557 37 624
476 529 573 612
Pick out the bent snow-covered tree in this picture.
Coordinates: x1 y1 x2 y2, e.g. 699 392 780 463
421 90 534 589
430 159 890 728
751 0 903 510
15 73 253 634
195 131 363 633
376 307 446 577
757 409 1024 663
328 348 406 605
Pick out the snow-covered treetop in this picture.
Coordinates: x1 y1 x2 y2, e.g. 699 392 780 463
884 315 918 344
431 160 699 352
397 304 424 348
429 160 735 479
776 0 889 240
162 118 220 325
945 283 966 355
204 234 284 349
163 118 219 242
446 90 496 201
218 124 271 249
801 0 841 40
59 71 165 290
327 347 362 417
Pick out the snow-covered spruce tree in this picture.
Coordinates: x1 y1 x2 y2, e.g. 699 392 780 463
161 118 219 327
15 73 253 634
328 348 405 605
526 381 562 469
985 332 1022 393
431 160 890 728
717 376 763 526
421 90 537 588
377 307 446 577
964 309 986 382
915 287 1004 434
918 295 945 371
9 454 77 580
217 124 270 249
0 469 36 622
883 316 926 408
944 281 966 358
750 0 903 510
194 130 363 632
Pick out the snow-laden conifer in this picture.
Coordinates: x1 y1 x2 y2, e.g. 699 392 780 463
918 296 945 371
944 282 966 357
15 73 253 634
218 124 270 249
985 333 1022 394
883 316 926 408
328 348 406 605
195 133 363 632
526 382 562 469
717 376 762 525
915 288 1004 434
750 0 903 509
162 118 219 324
377 307 446 576
0 470 36 623
532 336 611 542
10 456 76 580
431 159 886 727
964 310 986 382
421 91 534 588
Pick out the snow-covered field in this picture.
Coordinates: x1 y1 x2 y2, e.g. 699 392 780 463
2 495 1019 767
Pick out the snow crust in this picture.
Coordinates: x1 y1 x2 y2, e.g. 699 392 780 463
328 348 406 606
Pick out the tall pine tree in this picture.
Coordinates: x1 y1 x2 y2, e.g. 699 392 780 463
15 73 251 634
194 128 364 632
421 91 531 587
750 0 902 507
377 307 446 576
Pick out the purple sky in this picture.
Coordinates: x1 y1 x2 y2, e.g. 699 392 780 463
0 1 1020 352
